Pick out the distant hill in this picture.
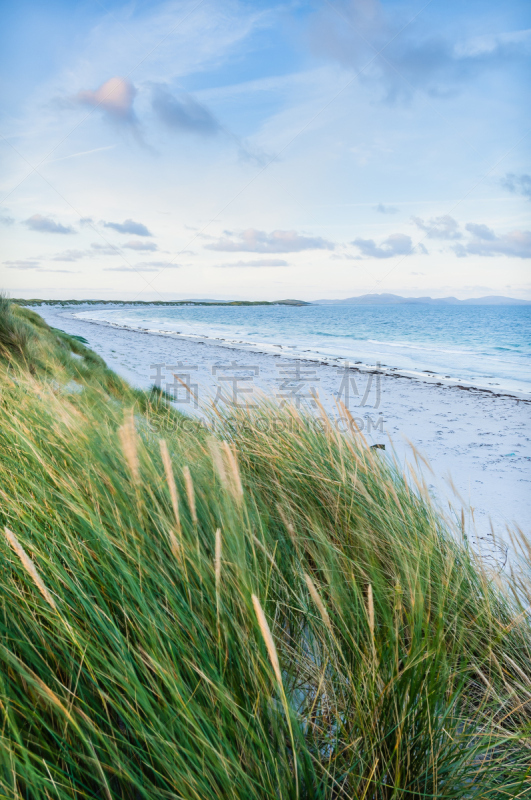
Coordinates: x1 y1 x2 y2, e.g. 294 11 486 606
14 298 311 308
312 294 531 306
273 299 310 306
180 298 229 303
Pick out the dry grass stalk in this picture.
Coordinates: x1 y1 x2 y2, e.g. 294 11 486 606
167 529 181 560
222 441 243 504
215 528 222 595
214 527 222 644
503 653 531 689
182 466 197 525
276 504 297 545
4 527 57 611
367 583 375 642
159 439 181 534
303 572 332 632
407 463 430 501
32 669 75 723
119 410 139 483
252 594 282 685
208 437 229 490
404 437 434 474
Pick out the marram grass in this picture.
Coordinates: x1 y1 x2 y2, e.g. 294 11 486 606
0 300 530 798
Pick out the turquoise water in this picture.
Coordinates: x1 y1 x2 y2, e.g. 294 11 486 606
74 304 531 394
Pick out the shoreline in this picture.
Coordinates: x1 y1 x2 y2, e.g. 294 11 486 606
69 310 531 402
38 304 531 551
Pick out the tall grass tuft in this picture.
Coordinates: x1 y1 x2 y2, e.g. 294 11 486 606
0 306 530 798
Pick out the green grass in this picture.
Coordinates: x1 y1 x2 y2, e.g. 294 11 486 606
0 301 530 798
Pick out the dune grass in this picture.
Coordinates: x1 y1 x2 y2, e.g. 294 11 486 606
0 301 530 798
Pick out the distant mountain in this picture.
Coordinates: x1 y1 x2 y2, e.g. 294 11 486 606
459 296 531 305
312 294 531 306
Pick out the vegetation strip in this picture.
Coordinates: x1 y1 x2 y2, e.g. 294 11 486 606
0 296 530 798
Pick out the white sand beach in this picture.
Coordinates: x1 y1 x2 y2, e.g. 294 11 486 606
40 305 531 557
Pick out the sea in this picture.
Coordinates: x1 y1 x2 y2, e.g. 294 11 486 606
71 303 531 395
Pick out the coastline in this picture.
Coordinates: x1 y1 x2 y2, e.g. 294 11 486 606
63 306 531 400
38 304 531 551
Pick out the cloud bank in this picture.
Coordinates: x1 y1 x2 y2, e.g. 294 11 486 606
206 229 334 253
354 216 530 260
455 227 531 258
411 215 530 257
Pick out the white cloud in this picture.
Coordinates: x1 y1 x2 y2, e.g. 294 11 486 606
135 261 178 268
25 215 76 234
501 173 531 200
412 215 461 240
4 260 41 270
122 240 159 251
102 219 153 236
73 77 137 123
216 259 288 267
352 233 414 259
151 84 220 135
465 223 496 240
105 261 179 272
41 268 81 274
90 243 122 255
330 253 361 260
206 229 334 253
52 249 87 262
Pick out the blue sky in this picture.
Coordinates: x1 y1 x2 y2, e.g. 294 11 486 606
1 0 530 300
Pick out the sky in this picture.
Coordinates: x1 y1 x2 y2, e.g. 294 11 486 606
1 0 530 301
